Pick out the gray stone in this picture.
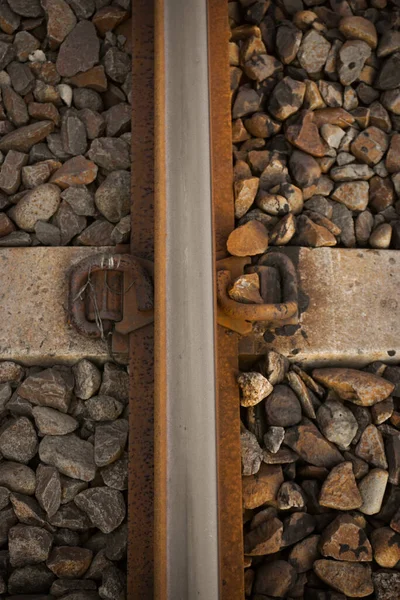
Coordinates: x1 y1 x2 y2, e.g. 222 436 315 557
88 137 130 171
104 103 131 137
95 170 130 223
2 85 28 127
32 406 78 436
7 60 35 95
35 464 61 518
85 395 124 422
62 187 96 217
52 201 87 245
50 577 97 597
75 487 126 534
56 20 100 78
72 359 101 399
61 113 87 156
8 563 55 594
76 220 114 246
22 163 52 189
376 53 400 90
0 417 38 463
0 40 14 71
99 565 126 600
66 0 95 18
100 452 128 490
104 47 130 83
355 210 374 247
94 420 128 467
47 133 71 161
339 40 371 86
0 1 20 34
73 87 103 111
298 30 331 76
111 215 130 244
99 363 128 403
85 522 127 561
13 31 39 61
0 150 27 195
241 427 263 476
0 230 31 246
0 506 17 544
18 367 72 412
60 475 87 505
78 108 105 140
264 426 285 454
35 221 61 246
9 524 53 567
49 502 91 531
0 487 9 511
373 571 400 600
7 0 43 17
9 493 47 527
330 202 355 247
39 434 96 481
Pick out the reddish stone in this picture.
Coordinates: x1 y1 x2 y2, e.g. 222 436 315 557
50 156 98 189
92 6 128 37
68 66 108 92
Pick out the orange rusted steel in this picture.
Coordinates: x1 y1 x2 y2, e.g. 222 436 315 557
208 0 245 598
128 0 156 597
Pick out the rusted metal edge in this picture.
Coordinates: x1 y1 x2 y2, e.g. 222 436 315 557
154 0 167 595
208 0 245 598
128 0 155 597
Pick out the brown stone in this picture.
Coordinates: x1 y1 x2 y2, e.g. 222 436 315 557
47 546 92 578
286 370 317 419
289 151 321 188
350 127 389 166
386 134 400 174
238 372 273 408
284 420 344 468
332 181 369 211
50 156 98 189
355 424 388 469
229 274 263 304
339 41 371 86
269 213 296 245
28 102 60 126
68 66 108 92
242 463 284 509
76 220 114 246
0 150 27 195
92 6 128 37
369 176 394 213
320 514 372 562
253 560 297 597
291 214 336 247
369 102 392 133
386 434 400 485
339 16 378 49
41 0 76 49
371 527 400 568
313 107 355 128
244 112 281 139
227 220 268 256
244 516 283 555
376 53 400 91
288 534 320 572
2 85 28 127
0 213 15 238
286 111 329 157
234 177 258 219
312 368 394 406
276 22 302 65
232 87 261 119
244 53 282 82
0 121 54 153
319 462 363 510
314 560 373 597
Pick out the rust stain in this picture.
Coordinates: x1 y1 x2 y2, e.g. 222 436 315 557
208 0 245 598
128 0 155 596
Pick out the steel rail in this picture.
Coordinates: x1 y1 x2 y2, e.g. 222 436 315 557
154 0 219 598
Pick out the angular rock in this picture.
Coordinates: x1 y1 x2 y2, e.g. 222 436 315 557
39 434 96 481
351 127 389 166
50 578 97 596
104 46 130 84
286 370 317 419
314 559 373 597
355 424 388 469
242 463 283 509
8 563 55 594
56 20 100 78
32 406 78 436
76 220 114 246
319 462 363 510
253 560 297 597
376 53 400 91
49 502 90 531
268 76 306 121
0 121 53 153
284 420 344 468
95 170 130 223
320 514 372 562
332 181 369 211
289 150 321 188
74 487 125 534
85 395 124 422
244 516 283 555
18 367 72 412
9 524 53 568
0 462 35 495
238 372 272 408
35 464 61 518
61 112 87 156
94 420 128 467
99 363 128 403
72 359 101 399
298 30 331 76
100 452 128 491
0 416 37 463
227 220 268 256
339 41 371 86
264 426 285 454
53 201 86 245
282 511 316 547
291 214 336 247
41 0 76 49
10 493 47 527
359 468 389 515
312 368 394 406
317 399 358 449
50 155 98 189
60 475 87 505
371 527 400 568
2 85 28 127
47 546 92 578
88 137 130 171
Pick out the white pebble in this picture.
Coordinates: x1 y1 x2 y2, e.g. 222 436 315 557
28 50 46 63
58 84 73 107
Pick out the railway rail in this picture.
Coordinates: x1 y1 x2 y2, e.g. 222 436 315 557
0 0 398 598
